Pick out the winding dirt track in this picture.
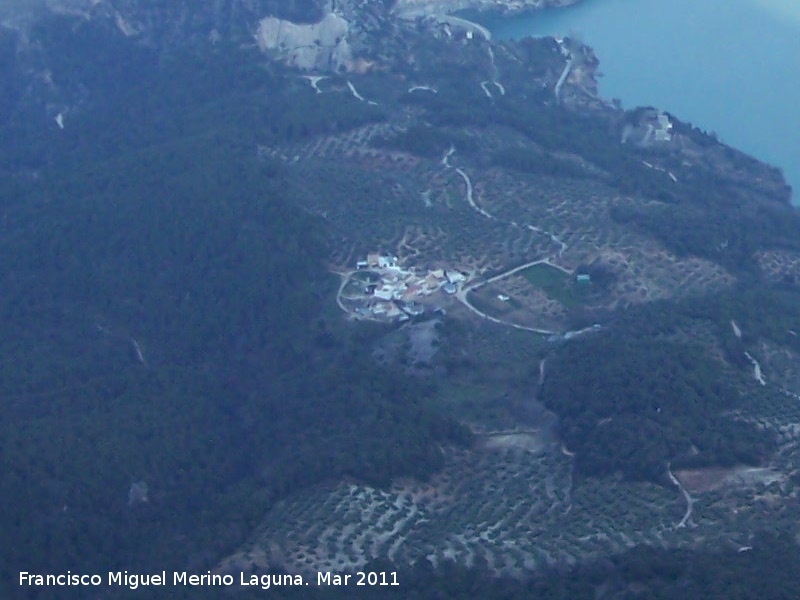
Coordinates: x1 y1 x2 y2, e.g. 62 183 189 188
667 463 693 529
442 147 573 333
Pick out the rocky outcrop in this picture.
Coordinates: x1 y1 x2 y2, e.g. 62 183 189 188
255 12 352 72
1 1 328 47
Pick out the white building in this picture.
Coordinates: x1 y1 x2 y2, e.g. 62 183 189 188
374 287 394 301
655 112 673 142
446 270 466 283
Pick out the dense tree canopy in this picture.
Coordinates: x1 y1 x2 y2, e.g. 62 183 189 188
0 44 468 594
541 334 774 481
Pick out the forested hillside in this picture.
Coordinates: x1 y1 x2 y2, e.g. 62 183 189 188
3 4 800 598
0 43 467 593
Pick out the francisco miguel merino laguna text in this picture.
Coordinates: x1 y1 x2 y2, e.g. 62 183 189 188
20 571 307 590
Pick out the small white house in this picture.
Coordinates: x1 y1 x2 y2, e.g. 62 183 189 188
446 270 466 283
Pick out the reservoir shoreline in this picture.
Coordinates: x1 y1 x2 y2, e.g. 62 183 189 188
472 0 799 202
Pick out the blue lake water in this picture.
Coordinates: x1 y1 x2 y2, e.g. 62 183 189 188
481 0 800 202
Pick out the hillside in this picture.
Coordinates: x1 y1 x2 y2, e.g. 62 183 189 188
2 1 800 598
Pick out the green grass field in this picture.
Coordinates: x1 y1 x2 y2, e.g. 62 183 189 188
521 263 585 308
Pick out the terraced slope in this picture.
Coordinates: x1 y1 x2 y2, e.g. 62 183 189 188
219 421 800 580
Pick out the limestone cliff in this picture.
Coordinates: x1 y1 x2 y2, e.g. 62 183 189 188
255 13 352 72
